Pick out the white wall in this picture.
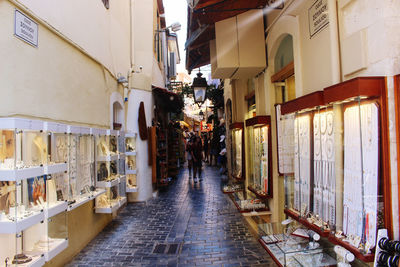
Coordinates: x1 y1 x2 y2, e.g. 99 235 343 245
15 0 131 78
0 1 117 127
126 89 154 201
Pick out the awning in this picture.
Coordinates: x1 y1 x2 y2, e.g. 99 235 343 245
186 0 277 73
152 86 184 113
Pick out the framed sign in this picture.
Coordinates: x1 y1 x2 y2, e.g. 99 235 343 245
308 0 329 38
14 9 38 47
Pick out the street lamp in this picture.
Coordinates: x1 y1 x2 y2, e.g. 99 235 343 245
192 72 207 106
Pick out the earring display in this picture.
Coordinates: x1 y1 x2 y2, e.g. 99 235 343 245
230 123 244 180
276 104 295 175
343 103 379 250
312 110 336 229
294 114 311 214
279 78 388 263
245 116 272 199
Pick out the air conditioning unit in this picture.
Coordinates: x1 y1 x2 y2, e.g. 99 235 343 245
169 52 177 79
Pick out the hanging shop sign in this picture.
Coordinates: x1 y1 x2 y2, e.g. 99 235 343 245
200 121 213 132
308 0 329 38
14 9 38 47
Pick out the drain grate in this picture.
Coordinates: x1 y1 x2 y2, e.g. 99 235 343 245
152 243 182 254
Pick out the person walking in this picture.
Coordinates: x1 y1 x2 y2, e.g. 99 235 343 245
203 133 209 163
191 135 203 183
186 134 194 179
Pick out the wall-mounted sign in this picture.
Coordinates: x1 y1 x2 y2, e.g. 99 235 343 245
308 0 329 38
14 9 38 47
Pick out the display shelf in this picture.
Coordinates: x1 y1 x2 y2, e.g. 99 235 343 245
66 189 106 211
44 238 68 261
0 167 44 182
126 169 137 175
43 163 67 175
96 155 119 162
0 211 44 234
281 91 324 115
284 209 330 238
228 194 269 214
125 151 136 156
327 235 374 262
95 200 120 214
45 201 67 218
67 194 92 211
248 185 272 199
96 177 120 188
4 254 46 267
126 186 138 193
119 196 127 207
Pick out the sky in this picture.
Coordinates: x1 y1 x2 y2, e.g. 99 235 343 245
163 0 188 74
163 0 212 81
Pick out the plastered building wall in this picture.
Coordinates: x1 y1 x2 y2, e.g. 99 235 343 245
0 0 118 127
15 0 131 78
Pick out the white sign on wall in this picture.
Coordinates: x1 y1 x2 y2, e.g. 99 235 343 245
14 9 38 47
308 0 329 38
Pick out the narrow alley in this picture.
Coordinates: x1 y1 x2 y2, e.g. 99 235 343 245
66 167 274 267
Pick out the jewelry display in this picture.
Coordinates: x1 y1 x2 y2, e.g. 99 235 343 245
222 184 243 193
343 103 379 248
294 115 311 213
127 174 137 188
313 111 335 227
276 105 295 174
238 199 266 210
11 253 32 264
97 163 109 181
231 129 242 178
127 157 136 170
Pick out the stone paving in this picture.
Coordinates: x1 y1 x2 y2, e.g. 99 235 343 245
67 166 275 267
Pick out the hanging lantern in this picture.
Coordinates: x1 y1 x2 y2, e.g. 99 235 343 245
192 72 207 105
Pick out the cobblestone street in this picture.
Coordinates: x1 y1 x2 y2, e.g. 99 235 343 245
67 166 275 267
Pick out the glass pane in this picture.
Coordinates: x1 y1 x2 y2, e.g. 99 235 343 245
0 130 16 170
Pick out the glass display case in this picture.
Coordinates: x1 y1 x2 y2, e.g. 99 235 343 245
258 221 337 267
126 155 137 174
280 77 389 263
67 127 104 211
0 223 45 267
93 128 120 188
228 191 268 213
126 174 137 192
24 210 68 262
125 132 137 155
245 116 272 199
229 123 244 180
95 129 118 161
0 118 46 180
95 184 120 213
44 122 68 176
